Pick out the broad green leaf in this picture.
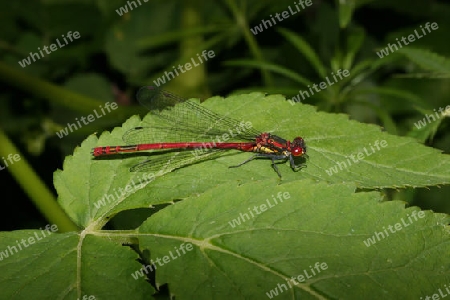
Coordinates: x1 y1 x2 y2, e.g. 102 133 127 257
0 230 154 299
6 94 450 299
54 93 450 229
4 180 450 299
229 87 302 97
137 180 450 299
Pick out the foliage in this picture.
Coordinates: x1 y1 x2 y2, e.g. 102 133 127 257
1 0 450 299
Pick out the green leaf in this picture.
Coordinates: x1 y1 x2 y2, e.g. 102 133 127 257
63 73 114 102
0 230 154 299
137 180 450 299
336 0 356 28
350 86 428 110
53 92 450 230
104 1 177 81
277 28 328 78
224 59 313 87
5 94 450 299
407 106 450 143
407 118 442 143
343 26 365 70
398 48 450 74
351 99 398 135
4 180 450 298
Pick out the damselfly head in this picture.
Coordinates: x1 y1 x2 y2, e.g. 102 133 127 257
291 137 306 157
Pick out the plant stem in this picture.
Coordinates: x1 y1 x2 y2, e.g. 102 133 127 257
225 0 273 87
0 128 78 232
178 0 208 95
0 61 141 119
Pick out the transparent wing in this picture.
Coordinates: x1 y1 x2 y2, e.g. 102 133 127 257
122 125 253 144
135 86 261 141
122 86 260 175
129 149 227 174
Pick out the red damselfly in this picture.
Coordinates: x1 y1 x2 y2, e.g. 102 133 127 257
92 86 307 178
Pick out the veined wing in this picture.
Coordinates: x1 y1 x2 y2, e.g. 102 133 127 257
129 148 227 174
136 86 260 141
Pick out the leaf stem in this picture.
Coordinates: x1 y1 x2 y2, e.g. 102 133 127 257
0 128 78 232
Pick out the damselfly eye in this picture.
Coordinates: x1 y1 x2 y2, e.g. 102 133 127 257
291 137 306 156
292 147 304 156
